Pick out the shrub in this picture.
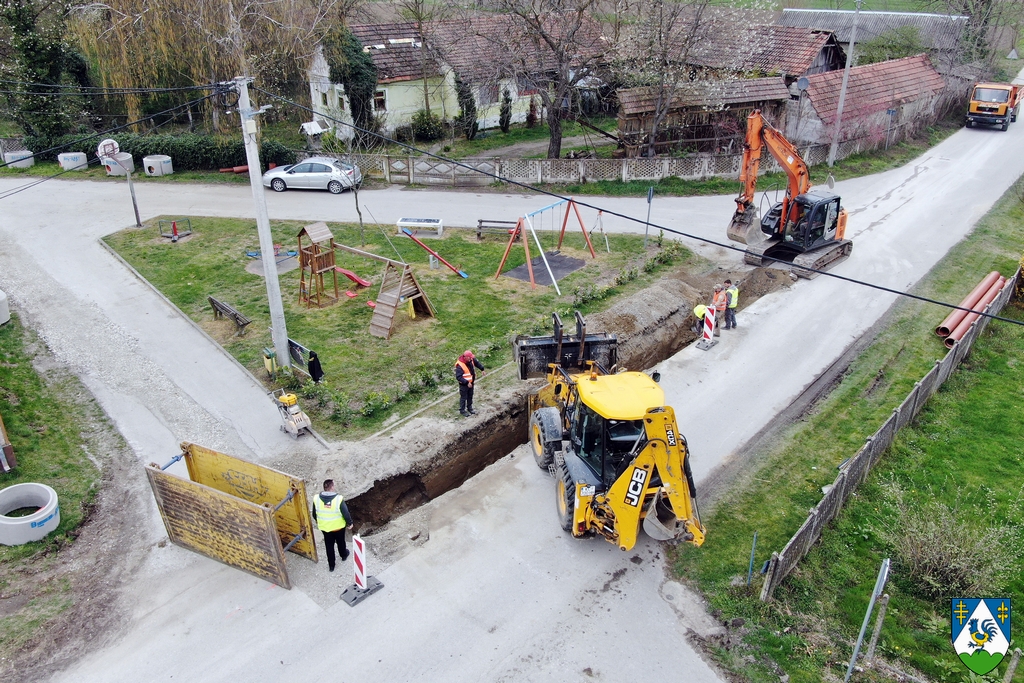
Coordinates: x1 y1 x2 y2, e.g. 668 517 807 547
360 390 393 417
24 132 296 169
878 482 1023 598
526 97 539 128
499 89 512 134
455 77 478 141
412 110 445 142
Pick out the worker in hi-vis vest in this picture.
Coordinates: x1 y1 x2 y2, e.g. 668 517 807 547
724 279 739 330
692 304 708 334
454 350 485 417
311 479 353 573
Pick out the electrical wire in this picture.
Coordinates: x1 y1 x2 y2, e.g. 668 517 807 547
252 85 1024 327
0 79 220 94
0 90 222 172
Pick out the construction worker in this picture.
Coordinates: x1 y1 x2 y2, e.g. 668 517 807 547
711 285 728 337
312 479 352 573
455 350 485 417
691 303 708 334
724 279 739 329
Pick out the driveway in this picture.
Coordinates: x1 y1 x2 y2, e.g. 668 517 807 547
1 80 1023 682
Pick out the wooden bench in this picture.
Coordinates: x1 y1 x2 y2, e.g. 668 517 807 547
476 219 519 240
208 296 252 336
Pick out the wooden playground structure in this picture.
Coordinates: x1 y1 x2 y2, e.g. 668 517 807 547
297 222 435 339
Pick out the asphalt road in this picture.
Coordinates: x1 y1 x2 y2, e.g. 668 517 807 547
2 85 1023 681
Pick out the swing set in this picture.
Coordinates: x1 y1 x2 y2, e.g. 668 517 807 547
494 198 597 295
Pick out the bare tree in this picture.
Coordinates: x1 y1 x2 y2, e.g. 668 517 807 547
490 0 608 158
613 0 718 157
396 0 448 112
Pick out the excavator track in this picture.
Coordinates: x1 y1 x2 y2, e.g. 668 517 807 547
742 238 853 279
791 239 853 279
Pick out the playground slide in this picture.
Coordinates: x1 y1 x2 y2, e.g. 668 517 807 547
336 268 371 287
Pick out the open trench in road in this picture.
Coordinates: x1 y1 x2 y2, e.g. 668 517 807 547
346 267 791 532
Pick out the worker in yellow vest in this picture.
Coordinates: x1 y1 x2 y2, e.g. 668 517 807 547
312 479 352 572
724 279 739 329
455 350 485 417
691 303 708 334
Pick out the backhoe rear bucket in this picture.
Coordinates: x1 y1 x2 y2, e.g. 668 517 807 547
727 206 763 245
642 490 692 542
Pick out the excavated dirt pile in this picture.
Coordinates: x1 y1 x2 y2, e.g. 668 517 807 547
331 267 788 531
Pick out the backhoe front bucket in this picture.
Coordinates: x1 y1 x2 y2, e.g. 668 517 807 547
727 205 763 245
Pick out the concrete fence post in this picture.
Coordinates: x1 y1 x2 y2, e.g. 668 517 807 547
1004 648 1021 683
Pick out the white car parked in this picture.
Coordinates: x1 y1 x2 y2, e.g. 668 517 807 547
262 157 362 194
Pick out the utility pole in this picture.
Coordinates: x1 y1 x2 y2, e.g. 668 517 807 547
827 0 862 168
234 76 290 370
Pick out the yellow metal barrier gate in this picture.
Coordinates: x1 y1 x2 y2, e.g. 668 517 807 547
146 442 318 588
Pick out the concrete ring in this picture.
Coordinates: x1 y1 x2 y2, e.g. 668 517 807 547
0 483 60 546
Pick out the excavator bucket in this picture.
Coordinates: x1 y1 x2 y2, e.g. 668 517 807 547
726 204 763 245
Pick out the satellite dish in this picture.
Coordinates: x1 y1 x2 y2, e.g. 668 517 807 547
826 173 836 190
797 77 810 92
97 138 119 158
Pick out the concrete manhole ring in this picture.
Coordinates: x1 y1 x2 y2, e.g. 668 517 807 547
0 483 60 545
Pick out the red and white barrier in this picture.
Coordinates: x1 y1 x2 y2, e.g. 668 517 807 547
353 534 367 589
703 306 716 340
340 533 384 606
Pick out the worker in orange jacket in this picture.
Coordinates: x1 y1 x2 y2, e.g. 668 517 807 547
711 285 728 337
455 350 485 417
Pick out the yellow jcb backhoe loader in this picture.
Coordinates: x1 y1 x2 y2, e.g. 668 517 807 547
513 312 705 552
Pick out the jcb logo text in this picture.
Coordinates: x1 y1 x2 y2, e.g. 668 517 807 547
624 467 648 507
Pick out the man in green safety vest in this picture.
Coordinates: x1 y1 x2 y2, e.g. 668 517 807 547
724 279 739 330
312 479 353 572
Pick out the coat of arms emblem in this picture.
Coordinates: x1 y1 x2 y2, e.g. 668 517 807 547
951 598 1011 675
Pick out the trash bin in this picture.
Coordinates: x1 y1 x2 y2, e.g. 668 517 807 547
263 348 278 378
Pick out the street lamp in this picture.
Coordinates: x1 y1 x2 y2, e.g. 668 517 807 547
827 0 863 168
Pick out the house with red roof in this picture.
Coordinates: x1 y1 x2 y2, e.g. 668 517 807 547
786 54 947 147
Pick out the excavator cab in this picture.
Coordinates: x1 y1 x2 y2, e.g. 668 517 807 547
771 190 841 253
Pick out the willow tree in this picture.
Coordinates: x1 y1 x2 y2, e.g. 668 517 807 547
69 0 345 124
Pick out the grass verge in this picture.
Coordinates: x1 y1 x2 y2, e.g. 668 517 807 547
671 176 1024 682
525 119 961 198
0 313 103 659
104 218 694 439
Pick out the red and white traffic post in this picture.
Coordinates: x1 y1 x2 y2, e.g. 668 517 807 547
340 533 384 606
696 305 718 350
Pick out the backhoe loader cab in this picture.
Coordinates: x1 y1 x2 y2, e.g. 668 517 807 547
514 313 705 552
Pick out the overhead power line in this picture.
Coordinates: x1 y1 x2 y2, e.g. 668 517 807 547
251 85 1024 328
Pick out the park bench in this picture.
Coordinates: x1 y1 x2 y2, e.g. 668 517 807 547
476 219 519 240
208 296 252 336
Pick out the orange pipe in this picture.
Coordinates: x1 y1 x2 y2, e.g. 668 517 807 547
935 271 1000 336
944 277 1005 348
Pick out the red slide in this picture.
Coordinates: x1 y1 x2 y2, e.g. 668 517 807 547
336 268 371 287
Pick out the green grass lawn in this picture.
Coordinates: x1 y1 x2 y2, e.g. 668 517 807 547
104 218 693 438
434 116 619 159
672 175 1024 682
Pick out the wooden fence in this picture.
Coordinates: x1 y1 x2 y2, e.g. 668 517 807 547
759 268 1022 601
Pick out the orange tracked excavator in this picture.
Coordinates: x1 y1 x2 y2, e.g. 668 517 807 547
727 111 853 278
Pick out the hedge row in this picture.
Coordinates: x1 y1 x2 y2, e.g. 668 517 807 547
24 132 296 171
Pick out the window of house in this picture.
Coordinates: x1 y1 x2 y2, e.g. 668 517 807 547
321 91 328 106
516 73 539 96
337 91 345 111
374 90 387 112
477 83 499 106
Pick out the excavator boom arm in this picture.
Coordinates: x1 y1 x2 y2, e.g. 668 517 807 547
729 110 812 244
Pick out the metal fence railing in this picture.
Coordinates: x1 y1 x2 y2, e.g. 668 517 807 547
759 267 1021 601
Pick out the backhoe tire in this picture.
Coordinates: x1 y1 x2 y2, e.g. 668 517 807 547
1002 120 1009 131
529 407 562 470
555 461 575 532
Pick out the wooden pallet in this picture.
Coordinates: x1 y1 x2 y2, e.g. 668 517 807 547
369 263 435 339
